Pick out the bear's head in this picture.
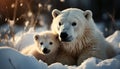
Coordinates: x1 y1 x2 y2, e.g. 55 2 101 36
51 8 94 42
34 31 59 55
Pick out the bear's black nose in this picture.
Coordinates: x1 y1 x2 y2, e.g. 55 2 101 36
60 32 68 39
43 48 50 54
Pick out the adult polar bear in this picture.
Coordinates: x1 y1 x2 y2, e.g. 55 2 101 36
51 8 116 65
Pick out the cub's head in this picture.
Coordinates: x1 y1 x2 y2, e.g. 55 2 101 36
34 31 59 55
51 8 93 42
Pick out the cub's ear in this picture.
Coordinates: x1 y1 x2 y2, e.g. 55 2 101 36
52 9 61 18
84 10 92 20
34 34 39 41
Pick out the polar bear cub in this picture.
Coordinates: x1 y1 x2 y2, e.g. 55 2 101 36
21 31 60 65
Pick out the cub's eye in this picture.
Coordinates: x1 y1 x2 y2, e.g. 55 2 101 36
72 22 77 26
59 22 62 26
40 42 43 45
49 42 53 45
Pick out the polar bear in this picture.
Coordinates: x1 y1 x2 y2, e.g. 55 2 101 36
51 8 116 65
21 31 60 65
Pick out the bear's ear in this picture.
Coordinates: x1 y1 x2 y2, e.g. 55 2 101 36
34 34 39 41
52 9 61 18
84 10 92 20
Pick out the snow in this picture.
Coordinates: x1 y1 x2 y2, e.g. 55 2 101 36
97 55 120 69
78 57 99 69
0 39 13 47
0 47 48 69
48 63 67 69
14 31 37 51
0 47 120 69
106 31 120 54
77 55 120 69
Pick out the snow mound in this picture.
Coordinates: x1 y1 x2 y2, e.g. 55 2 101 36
0 47 48 69
14 31 37 51
0 47 120 69
78 57 99 69
106 30 120 54
48 63 67 69
77 55 120 69
97 55 120 69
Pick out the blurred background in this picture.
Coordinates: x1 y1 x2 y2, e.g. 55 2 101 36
0 0 120 42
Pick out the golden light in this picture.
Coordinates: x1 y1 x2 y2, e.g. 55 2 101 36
16 18 19 21
11 3 15 8
60 0 65 2
25 21 29 27
47 4 52 11
20 3 23 7
38 3 42 8
27 11 32 17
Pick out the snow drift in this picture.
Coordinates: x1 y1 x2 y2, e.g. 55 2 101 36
0 47 48 69
0 47 120 69
106 30 120 54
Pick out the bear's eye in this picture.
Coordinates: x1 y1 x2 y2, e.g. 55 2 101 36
40 42 43 45
49 42 53 45
72 22 77 26
59 22 62 26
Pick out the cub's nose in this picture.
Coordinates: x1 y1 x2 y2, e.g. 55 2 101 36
60 32 68 39
43 48 50 54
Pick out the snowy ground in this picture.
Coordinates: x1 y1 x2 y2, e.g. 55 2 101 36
0 47 120 69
